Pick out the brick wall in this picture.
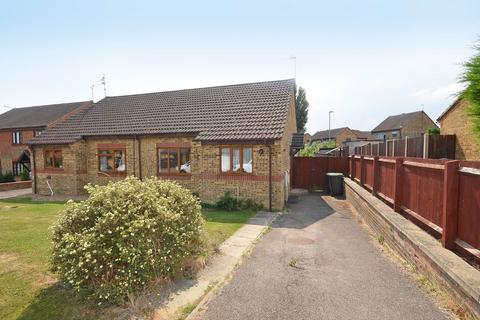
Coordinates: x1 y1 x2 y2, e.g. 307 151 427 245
335 128 358 146
439 99 480 160
0 129 36 174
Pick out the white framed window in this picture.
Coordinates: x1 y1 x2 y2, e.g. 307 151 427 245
12 131 21 144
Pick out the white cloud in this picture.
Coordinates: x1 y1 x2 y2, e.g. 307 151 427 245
411 83 465 101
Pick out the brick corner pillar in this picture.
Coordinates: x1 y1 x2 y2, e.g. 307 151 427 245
442 160 460 249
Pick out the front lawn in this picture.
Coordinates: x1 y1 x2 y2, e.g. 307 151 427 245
0 197 255 320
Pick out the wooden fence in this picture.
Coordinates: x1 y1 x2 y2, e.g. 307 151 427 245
350 155 480 264
353 134 456 159
292 156 349 190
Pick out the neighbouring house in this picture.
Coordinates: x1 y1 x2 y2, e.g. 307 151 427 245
310 127 371 146
0 101 92 178
303 133 311 145
371 110 438 141
28 79 297 210
437 97 480 160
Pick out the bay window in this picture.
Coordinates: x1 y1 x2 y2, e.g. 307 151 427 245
220 146 253 173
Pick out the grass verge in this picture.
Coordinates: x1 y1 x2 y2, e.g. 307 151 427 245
0 197 255 320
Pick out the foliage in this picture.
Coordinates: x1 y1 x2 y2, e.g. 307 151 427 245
50 177 206 304
20 170 30 181
215 192 263 211
460 43 480 137
426 127 440 135
215 192 237 211
298 141 336 157
0 171 15 183
295 86 309 133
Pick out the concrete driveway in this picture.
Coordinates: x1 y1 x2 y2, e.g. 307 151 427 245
0 188 32 199
198 193 450 320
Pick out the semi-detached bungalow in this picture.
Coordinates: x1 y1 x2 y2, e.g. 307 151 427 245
28 79 297 210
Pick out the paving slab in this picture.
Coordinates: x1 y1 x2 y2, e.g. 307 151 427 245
0 188 32 199
196 193 452 320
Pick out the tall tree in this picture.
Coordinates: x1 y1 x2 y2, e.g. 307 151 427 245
295 86 309 133
461 43 480 137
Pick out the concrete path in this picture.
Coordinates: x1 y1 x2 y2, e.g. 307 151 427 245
0 188 32 199
196 193 451 320
152 211 279 320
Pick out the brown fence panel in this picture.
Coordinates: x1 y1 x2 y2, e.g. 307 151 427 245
364 157 374 190
400 158 446 234
353 157 362 181
457 161 480 251
377 158 395 203
394 139 405 156
429 134 456 159
406 136 424 157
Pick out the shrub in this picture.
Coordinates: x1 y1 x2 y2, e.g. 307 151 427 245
0 171 14 183
50 176 205 304
426 127 440 135
215 192 237 211
20 170 30 181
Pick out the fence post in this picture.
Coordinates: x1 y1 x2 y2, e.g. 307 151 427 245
372 156 379 195
404 136 408 157
360 156 365 186
350 155 355 179
423 134 429 159
392 139 395 156
393 158 403 212
442 160 460 249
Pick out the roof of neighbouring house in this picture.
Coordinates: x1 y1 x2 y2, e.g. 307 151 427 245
311 127 349 141
437 97 463 121
28 79 295 145
352 130 373 140
0 101 92 130
372 110 426 133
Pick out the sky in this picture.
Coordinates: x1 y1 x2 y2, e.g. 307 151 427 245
1 0 479 134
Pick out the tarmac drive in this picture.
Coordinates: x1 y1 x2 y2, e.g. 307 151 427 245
199 193 450 320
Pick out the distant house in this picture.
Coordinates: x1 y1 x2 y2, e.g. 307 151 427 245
371 111 438 141
437 98 480 160
311 127 371 146
0 101 92 178
28 79 297 210
303 133 312 145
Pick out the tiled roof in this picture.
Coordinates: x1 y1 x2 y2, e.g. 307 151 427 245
372 111 424 132
0 101 91 130
29 79 295 145
352 130 373 140
311 127 348 141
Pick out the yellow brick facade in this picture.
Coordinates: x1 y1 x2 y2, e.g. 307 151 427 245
32 96 297 210
439 99 480 161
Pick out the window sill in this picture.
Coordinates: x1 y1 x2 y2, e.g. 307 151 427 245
43 167 65 172
157 173 192 179
97 171 127 177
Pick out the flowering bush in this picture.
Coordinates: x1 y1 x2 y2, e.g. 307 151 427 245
51 177 205 304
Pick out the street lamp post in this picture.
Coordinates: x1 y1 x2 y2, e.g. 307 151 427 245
328 110 334 142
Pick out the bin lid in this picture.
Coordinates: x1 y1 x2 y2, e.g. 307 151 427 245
326 172 343 177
